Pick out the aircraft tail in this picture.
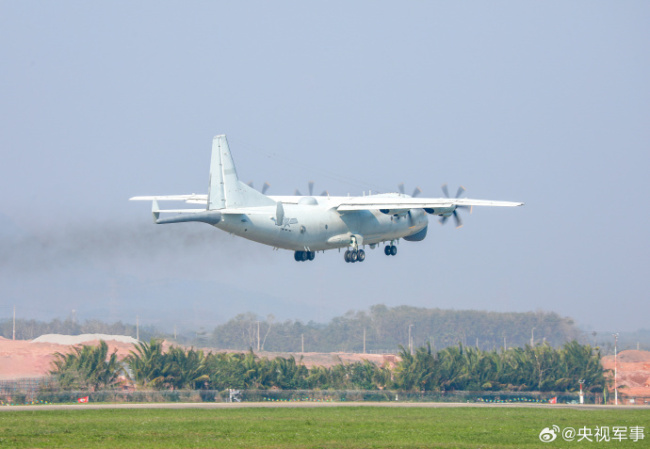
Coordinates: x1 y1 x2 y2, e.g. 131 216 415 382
208 135 275 209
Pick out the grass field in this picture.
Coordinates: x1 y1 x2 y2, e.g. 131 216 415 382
0 405 647 448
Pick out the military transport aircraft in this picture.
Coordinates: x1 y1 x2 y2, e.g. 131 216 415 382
131 135 523 263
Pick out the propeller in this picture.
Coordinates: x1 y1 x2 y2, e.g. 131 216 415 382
397 183 422 197
275 201 284 226
439 183 472 229
295 181 328 196
247 181 271 194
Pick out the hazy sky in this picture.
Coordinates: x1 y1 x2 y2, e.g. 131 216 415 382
1 1 648 335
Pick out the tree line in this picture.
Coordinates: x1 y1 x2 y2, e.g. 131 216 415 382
211 305 582 352
48 339 606 393
2 306 584 352
0 317 161 342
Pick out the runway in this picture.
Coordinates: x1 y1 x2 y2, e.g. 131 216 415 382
0 401 633 411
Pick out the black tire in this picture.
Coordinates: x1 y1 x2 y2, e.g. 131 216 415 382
301 251 308 261
358 249 366 262
294 251 301 261
384 245 391 256
390 245 397 256
344 250 350 263
350 250 358 262
307 251 315 261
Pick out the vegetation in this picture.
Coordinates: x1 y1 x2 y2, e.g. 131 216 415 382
3 306 648 354
394 341 606 392
211 306 581 352
1 407 647 449
48 341 124 391
0 317 161 341
50 339 605 393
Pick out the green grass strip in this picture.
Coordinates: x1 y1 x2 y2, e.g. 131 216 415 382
0 406 648 448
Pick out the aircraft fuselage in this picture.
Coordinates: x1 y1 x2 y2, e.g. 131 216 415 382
216 196 428 251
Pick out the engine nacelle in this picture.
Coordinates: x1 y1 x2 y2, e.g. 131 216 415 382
379 208 410 216
424 206 456 216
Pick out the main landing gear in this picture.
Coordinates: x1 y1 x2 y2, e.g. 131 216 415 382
294 250 316 262
384 244 397 256
344 249 365 263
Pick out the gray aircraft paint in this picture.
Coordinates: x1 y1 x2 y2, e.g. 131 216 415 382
133 135 521 261
148 135 429 253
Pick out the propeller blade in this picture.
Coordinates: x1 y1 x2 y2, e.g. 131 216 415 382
441 184 450 198
294 189 302 196
412 187 422 198
453 210 463 229
308 181 315 196
398 183 405 194
455 186 466 198
248 181 270 194
439 215 449 225
320 190 329 196
275 202 285 226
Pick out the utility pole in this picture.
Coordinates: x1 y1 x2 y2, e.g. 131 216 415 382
503 335 507 352
13 305 16 341
613 332 619 405
531 327 536 346
408 324 414 355
476 337 479 349
256 321 260 352
136 316 140 341
301 334 304 353
174 325 177 340
363 328 366 354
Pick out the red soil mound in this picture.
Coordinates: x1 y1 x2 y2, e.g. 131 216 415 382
601 350 650 398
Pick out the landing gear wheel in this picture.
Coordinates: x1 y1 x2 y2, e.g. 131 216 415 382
357 249 365 262
350 250 358 262
390 245 397 256
295 251 312 261
384 245 391 256
344 250 351 263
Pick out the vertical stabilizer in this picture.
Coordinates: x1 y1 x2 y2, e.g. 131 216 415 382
208 135 276 209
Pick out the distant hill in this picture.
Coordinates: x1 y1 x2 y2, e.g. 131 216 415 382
210 305 582 352
1 305 588 353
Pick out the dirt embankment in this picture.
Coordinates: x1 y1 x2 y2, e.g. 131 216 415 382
3 335 649 399
601 350 650 398
0 336 397 380
0 336 136 380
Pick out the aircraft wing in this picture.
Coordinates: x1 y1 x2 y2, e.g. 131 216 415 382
336 197 523 212
130 194 523 211
129 194 301 206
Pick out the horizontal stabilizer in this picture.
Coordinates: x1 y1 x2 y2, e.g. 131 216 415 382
155 210 222 225
130 194 207 202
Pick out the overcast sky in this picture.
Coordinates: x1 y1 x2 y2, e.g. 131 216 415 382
1 1 648 335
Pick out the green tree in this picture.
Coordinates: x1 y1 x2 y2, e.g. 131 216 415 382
50 340 122 391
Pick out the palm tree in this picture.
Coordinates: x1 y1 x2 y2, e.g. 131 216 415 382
50 340 123 391
126 339 166 388
163 346 210 389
